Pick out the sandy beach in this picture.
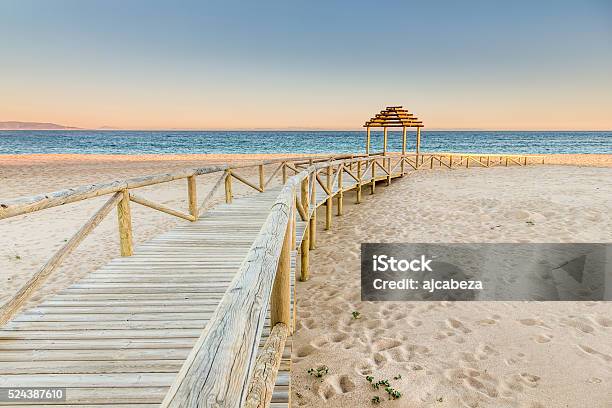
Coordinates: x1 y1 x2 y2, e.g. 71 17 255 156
292 159 612 407
1 153 611 407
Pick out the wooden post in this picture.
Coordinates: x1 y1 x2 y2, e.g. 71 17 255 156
309 172 316 250
224 170 233 203
370 159 376 194
337 164 344 216
383 127 388 155
356 161 362 203
187 175 198 220
366 127 371 155
271 214 292 330
416 127 421 164
505 157 509 166
430 156 434 169
486 156 490 167
300 177 310 281
466 156 470 168
401 126 406 175
282 162 288 184
259 164 265 192
449 155 453 168
325 165 332 230
291 192 296 250
386 157 391 185
117 189 133 257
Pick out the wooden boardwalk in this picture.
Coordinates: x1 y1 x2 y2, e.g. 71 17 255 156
0 153 542 407
0 188 295 407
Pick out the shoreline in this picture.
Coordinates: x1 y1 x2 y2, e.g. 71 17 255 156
0 152 610 166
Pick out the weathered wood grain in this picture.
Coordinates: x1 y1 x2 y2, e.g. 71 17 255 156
161 184 294 408
244 323 289 408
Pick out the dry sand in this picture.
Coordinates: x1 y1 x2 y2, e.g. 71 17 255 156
0 153 611 408
293 163 612 407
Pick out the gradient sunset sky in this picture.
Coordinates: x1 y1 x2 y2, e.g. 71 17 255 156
1 0 611 130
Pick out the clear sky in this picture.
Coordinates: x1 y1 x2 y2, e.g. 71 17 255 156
1 0 611 130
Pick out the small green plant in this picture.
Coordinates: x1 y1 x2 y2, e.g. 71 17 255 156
352 311 361 319
371 395 381 404
526 220 535 226
385 387 401 400
307 365 329 378
437 396 444 402
393 374 402 380
371 379 389 390
366 376 374 383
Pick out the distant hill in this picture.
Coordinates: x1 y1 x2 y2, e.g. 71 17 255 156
0 121 81 130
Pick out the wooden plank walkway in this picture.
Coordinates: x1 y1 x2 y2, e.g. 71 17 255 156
0 188 294 407
0 154 541 407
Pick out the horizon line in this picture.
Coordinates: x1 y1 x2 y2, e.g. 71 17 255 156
3 127 612 132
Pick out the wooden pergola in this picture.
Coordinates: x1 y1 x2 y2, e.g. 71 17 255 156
364 106 424 157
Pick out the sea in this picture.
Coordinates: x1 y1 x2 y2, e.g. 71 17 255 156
0 130 610 155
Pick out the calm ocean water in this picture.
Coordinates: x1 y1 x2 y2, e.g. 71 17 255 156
0 131 610 155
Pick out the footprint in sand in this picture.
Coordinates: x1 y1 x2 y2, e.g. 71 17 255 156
300 318 318 330
475 343 499 360
518 318 550 329
311 336 329 348
391 311 409 321
331 332 348 343
296 344 317 358
372 337 402 352
519 372 541 387
447 368 500 398
365 319 382 330
315 374 356 400
446 318 473 334
505 351 527 366
533 333 553 344
561 317 595 334
577 344 612 363
372 352 388 368
408 319 423 328
354 360 373 376
477 318 497 326
594 316 612 328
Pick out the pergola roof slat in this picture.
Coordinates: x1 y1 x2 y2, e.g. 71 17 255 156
364 106 423 128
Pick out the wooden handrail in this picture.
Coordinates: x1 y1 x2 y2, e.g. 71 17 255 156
231 171 264 193
0 192 122 325
160 179 299 408
129 192 195 221
0 166 226 220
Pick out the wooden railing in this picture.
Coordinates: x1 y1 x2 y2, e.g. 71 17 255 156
0 154 356 325
0 151 544 407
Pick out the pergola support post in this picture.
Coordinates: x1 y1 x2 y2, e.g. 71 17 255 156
416 127 421 165
383 127 388 156
401 126 406 175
